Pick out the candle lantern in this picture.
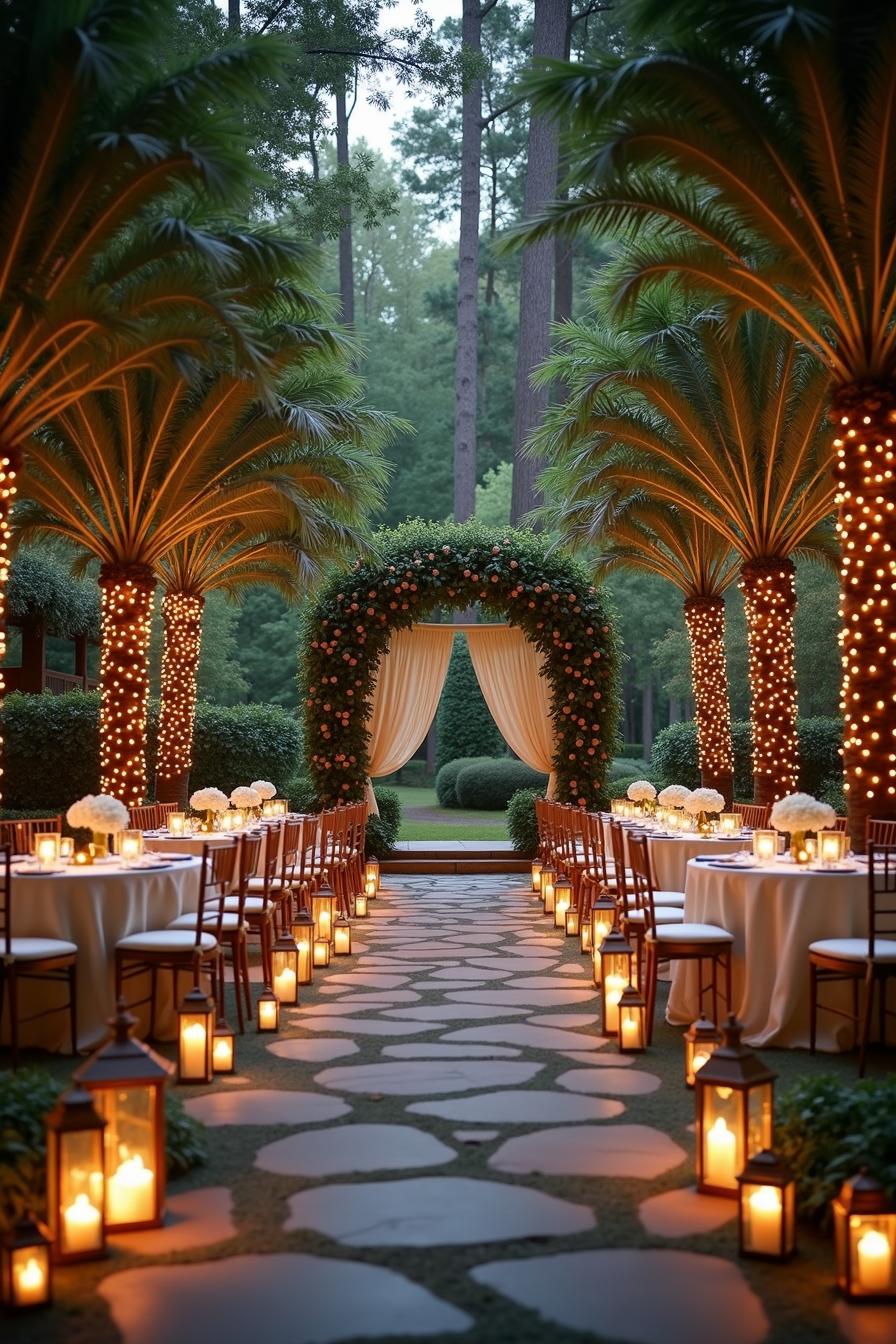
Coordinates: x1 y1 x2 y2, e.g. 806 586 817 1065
34 833 61 867
45 1088 107 1263
313 936 331 968
540 865 556 914
695 1015 775 1197
355 891 369 918
752 830 778 864
833 1170 896 1300
718 813 743 836
118 830 145 864
364 858 380 894
271 930 300 1005
257 986 280 1032
73 1001 171 1231
820 831 849 864
212 1018 236 1074
684 1017 721 1087
1 1215 52 1310
565 903 581 938
168 812 187 835
553 876 572 929
531 859 543 893
333 915 352 956
289 908 314 984
312 880 336 943
598 929 634 1035
617 984 647 1052
737 1150 796 1261
176 987 215 1084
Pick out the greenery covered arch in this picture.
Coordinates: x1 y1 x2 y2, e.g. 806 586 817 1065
299 520 620 808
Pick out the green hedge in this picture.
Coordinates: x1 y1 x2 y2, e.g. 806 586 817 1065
506 787 540 856
455 758 549 811
650 717 842 800
435 634 504 773
0 692 300 810
435 755 494 808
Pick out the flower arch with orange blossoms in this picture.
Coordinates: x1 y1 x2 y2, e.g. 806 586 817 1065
299 520 621 808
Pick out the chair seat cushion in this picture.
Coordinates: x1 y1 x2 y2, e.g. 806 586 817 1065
625 907 683 925
655 890 686 907
648 922 733 944
809 937 896 962
9 937 77 960
167 913 245 933
117 930 217 954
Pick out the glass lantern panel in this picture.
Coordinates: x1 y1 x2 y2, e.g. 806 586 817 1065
747 1083 774 1159
58 1132 104 1255
849 1214 896 1295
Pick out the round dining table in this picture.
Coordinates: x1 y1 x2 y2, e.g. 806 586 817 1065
8 855 202 1051
667 856 869 1050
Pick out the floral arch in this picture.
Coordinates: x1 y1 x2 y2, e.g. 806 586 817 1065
298 520 620 809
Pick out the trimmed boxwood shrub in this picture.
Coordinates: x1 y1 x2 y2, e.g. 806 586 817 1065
506 787 540 855
651 717 842 800
435 755 494 808
435 634 504 772
455 759 549 811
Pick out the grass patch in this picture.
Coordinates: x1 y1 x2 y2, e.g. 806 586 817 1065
398 821 508 841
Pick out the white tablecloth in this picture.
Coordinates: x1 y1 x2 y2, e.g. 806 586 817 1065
667 858 868 1050
9 858 202 1051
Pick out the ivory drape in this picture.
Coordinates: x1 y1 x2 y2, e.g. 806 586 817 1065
466 624 557 798
365 625 455 812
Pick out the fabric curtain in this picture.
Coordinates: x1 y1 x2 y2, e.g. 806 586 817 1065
466 624 557 798
365 624 455 812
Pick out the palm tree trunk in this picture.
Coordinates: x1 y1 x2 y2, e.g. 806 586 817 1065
739 558 800 808
98 562 156 806
684 596 735 804
156 590 204 806
832 382 896 848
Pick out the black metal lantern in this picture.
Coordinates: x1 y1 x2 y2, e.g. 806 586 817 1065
597 928 634 1035
694 1015 776 1197
176 986 215 1084
257 986 280 1032
213 1018 237 1074
684 1017 721 1088
833 1170 896 1300
1 1215 52 1309
74 1001 172 1231
271 930 300 1005
290 907 314 984
312 879 336 943
617 984 647 1052
737 1149 796 1260
45 1088 107 1263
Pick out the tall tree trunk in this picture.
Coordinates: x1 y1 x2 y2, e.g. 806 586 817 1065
684 595 735 803
335 74 354 326
453 0 483 524
98 562 156 806
739 557 800 809
510 0 568 522
833 382 896 849
228 0 240 33
156 590 204 806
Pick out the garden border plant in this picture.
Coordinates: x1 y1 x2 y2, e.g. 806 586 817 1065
299 520 620 808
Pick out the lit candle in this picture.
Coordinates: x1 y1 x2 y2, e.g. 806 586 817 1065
213 1035 234 1072
857 1228 892 1293
106 1154 155 1226
705 1116 737 1188
13 1256 47 1306
273 966 297 1003
182 1022 207 1077
604 973 625 1032
62 1193 102 1255
748 1185 782 1255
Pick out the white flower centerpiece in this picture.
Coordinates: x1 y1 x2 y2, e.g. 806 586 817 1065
66 794 129 860
770 793 836 865
627 779 657 817
684 788 726 835
189 787 230 832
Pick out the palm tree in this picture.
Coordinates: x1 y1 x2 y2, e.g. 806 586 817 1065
16 365 390 804
565 493 739 801
536 312 837 806
521 0 896 839
0 0 310 799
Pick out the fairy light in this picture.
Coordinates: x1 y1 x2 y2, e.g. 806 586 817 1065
0 450 17 804
98 566 155 806
739 558 799 806
157 591 204 803
834 392 896 845
684 595 734 800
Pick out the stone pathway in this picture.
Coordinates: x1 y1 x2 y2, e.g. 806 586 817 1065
46 874 896 1344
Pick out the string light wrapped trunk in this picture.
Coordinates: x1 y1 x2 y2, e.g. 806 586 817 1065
156 590 204 806
834 388 896 849
98 562 155 806
738 558 800 809
684 595 734 803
